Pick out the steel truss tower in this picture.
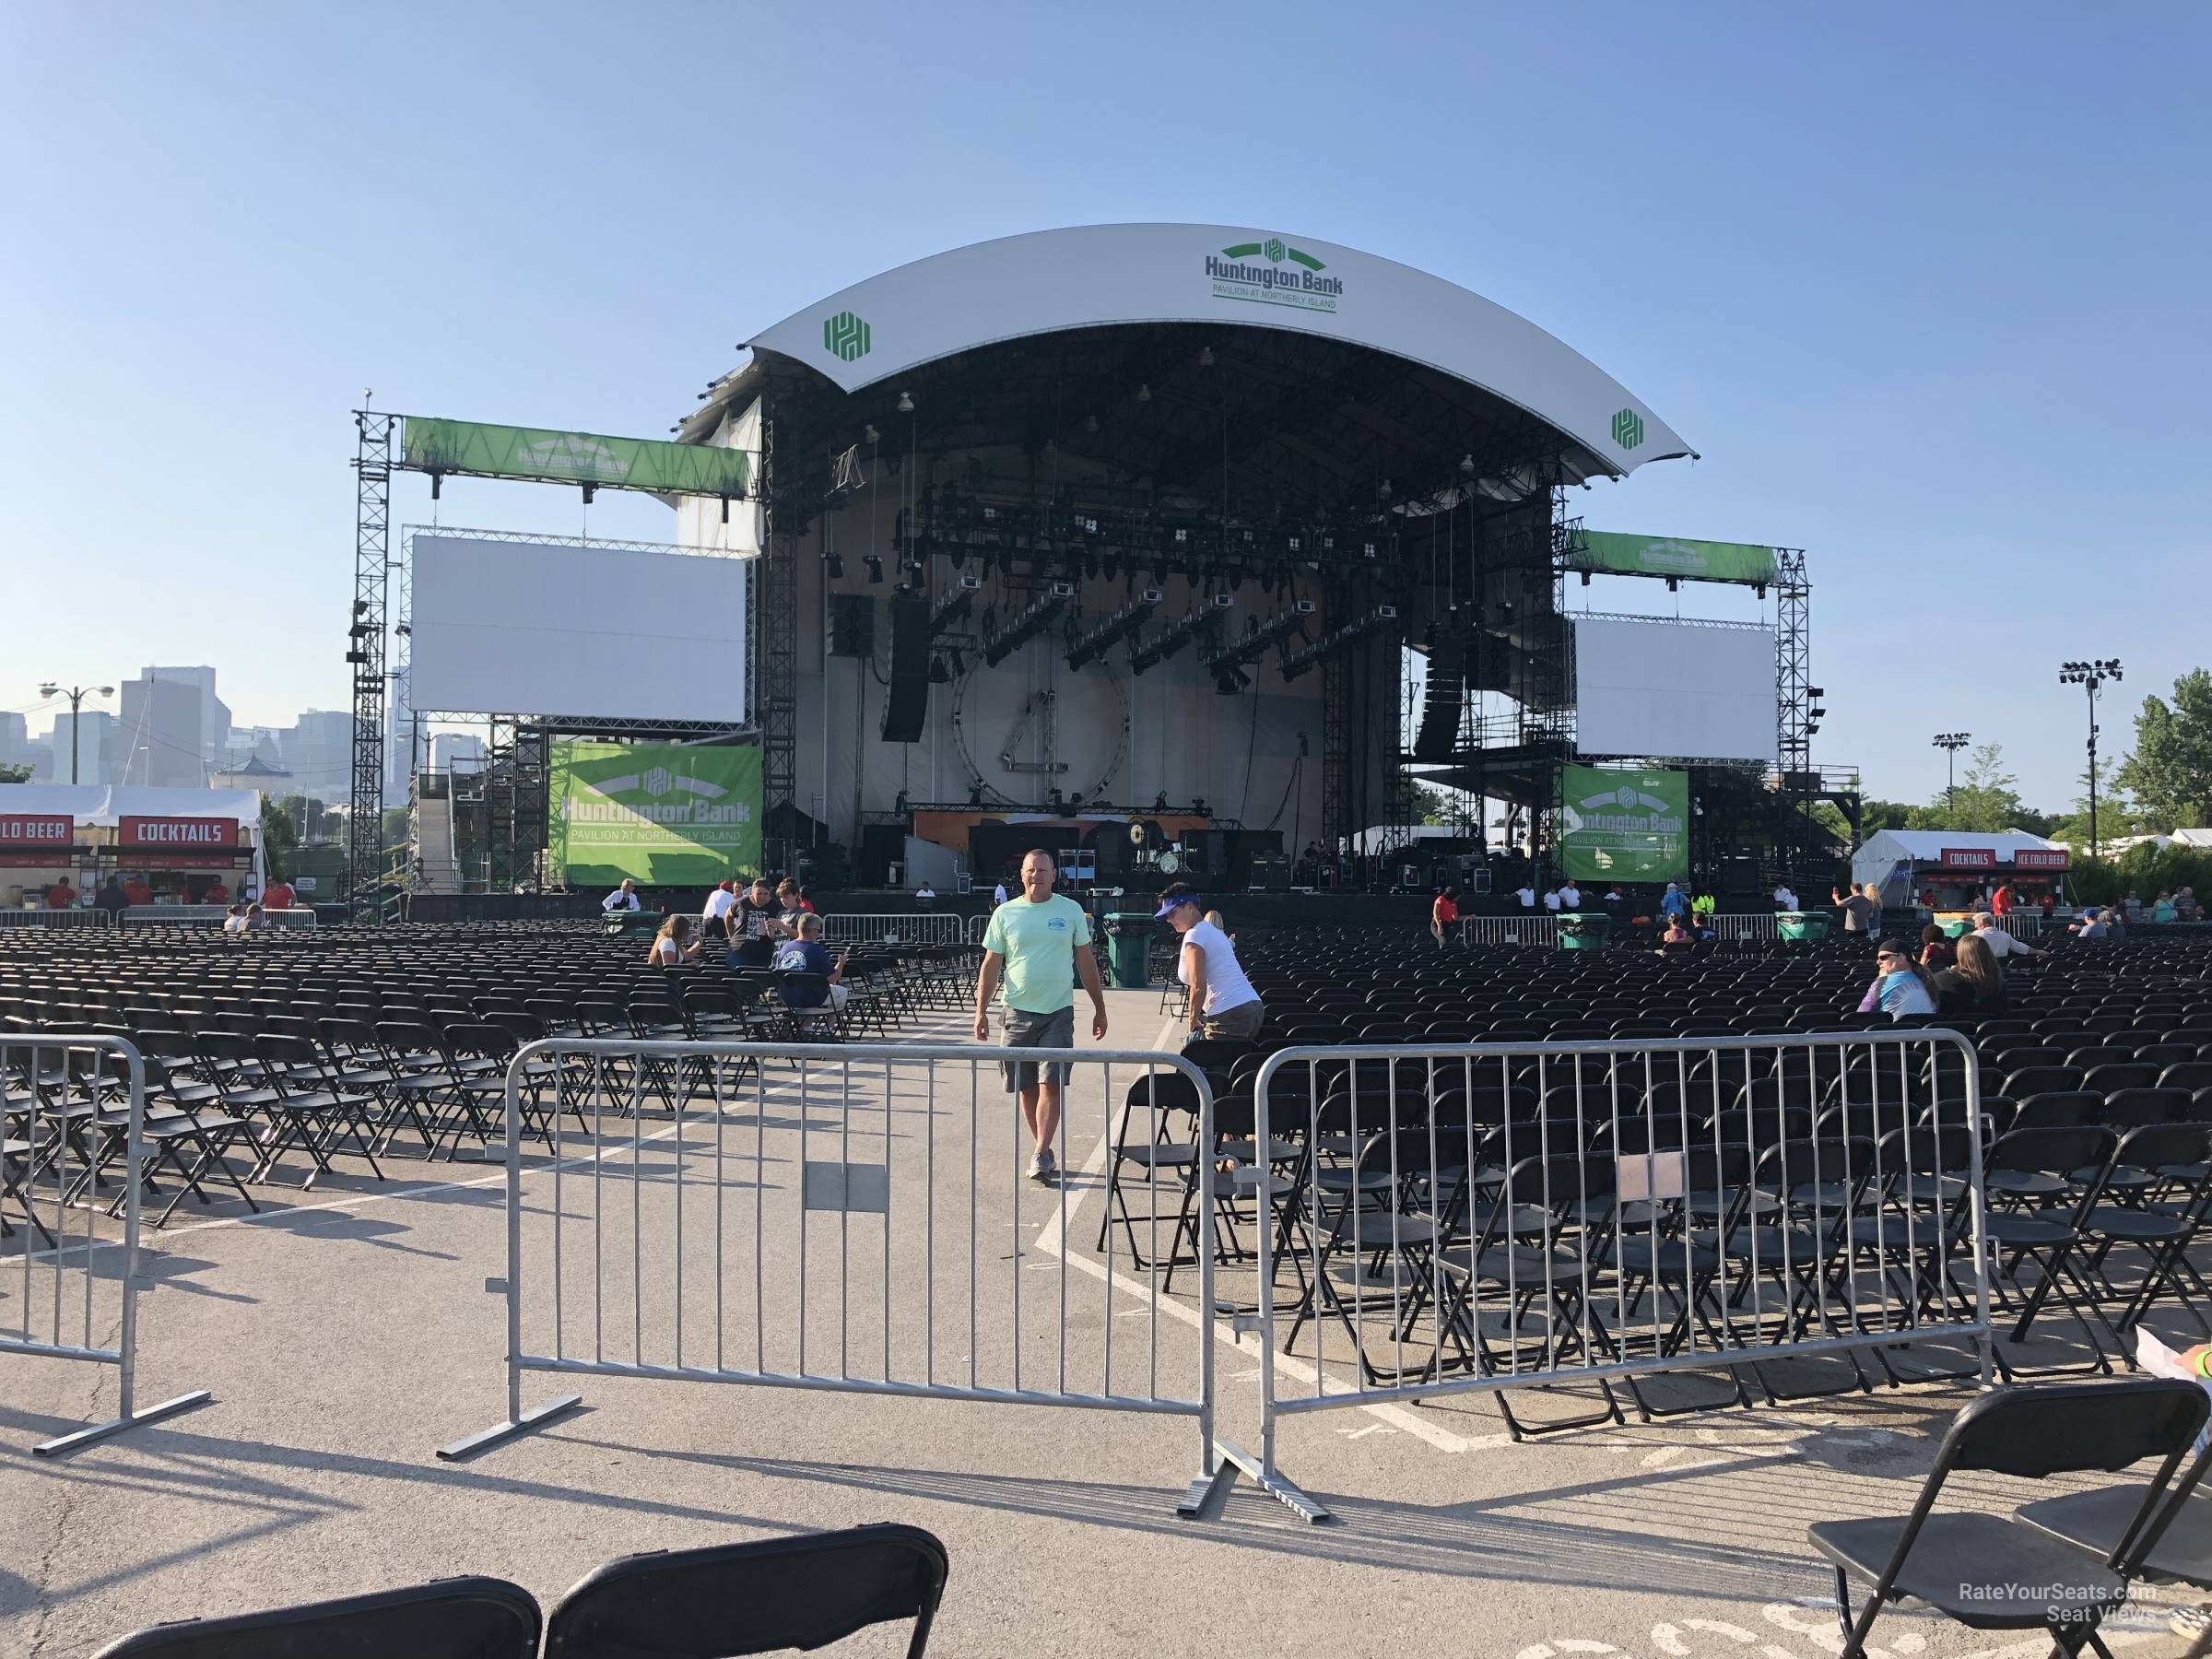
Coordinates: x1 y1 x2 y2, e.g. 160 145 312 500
757 416 799 865
348 412 395 917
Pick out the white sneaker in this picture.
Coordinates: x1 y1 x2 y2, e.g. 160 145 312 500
1030 1148 1057 1183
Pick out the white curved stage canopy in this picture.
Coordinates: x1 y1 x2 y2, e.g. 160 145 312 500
744 223 1693 479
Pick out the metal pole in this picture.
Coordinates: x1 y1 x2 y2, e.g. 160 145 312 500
2088 678 2100 862
69 689 81 785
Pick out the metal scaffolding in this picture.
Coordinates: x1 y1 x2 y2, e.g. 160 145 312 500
348 412 394 917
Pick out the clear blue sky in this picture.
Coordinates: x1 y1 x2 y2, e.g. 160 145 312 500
5 3 2204 811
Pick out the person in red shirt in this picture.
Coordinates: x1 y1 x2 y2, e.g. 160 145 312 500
122 875 152 906
45 877 77 910
1430 886 1460 947
205 878 230 905
260 878 293 911
1991 881 2016 918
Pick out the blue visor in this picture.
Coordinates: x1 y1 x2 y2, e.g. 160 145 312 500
1155 895 1203 921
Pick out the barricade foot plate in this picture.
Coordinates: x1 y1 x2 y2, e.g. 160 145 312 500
33 1389 212 1458
435 1394 583 1462
1213 1437 1333 1524
1175 1458 1238 1520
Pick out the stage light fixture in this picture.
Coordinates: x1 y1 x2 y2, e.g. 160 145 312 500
1580 571 1591 586
865 555 885 584
896 392 913 413
865 424 879 445
1753 582 1767 599
968 782 984 807
1665 577 1679 592
928 655 951 685
1808 687 1825 698
1084 414 1099 434
949 650 966 675
1136 382 1152 403
827 553 844 579
1199 347 1215 368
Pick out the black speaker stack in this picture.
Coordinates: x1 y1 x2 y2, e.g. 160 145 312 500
879 594 931 743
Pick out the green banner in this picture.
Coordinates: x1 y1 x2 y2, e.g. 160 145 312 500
1571 532 1777 587
402 417 751 498
1559 764 1690 882
547 742 762 888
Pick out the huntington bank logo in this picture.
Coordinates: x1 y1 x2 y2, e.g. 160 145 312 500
1206 237 1343 314
823 311 872 363
1612 407 1645 450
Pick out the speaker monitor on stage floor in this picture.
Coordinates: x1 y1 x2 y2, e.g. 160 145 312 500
879 594 930 743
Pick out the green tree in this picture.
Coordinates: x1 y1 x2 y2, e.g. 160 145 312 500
1911 743 2038 833
260 797 298 881
0 761 32 783
2049 752 2143 849
1858 799 1914 835
2116 668 2212 830
1388 777 1451 827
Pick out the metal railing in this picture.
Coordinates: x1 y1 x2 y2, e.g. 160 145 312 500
1457 914 1560 947
1218 1030 1988 1522
0 910 112 930
820 912 969 947
0 1035 209 1454
118 906 318 930
441 1038 1227 1514
1458 912 1824 948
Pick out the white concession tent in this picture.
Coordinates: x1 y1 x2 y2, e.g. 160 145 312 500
1850 829 2067 903
0 784 268 898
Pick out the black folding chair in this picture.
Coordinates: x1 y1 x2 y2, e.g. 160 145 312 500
1810 1378 2208 1658
92 1575 540 1658
543 1524 948 1659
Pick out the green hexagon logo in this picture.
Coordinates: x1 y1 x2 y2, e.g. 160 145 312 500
823 311 872 363
1611 407 1645 450
1263 236 1286 264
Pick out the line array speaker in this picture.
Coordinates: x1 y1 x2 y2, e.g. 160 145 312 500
879 594 931 743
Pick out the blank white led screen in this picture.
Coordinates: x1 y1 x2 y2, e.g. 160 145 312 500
1572 618 1775 762
408 535 747 723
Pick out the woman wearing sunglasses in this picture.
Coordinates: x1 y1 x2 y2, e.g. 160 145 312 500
1856 935 1938 1019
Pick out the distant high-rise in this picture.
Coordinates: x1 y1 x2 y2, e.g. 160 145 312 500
0 712 30 774
429 732 488 774
142 665 228 766
44 709 118 785
118 675 206 787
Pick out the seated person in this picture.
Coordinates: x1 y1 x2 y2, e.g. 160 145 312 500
645 914 702 966
1919 921 1957 971
1856 936 1938 1019
1653 916 1696 955
1932 934 2007 1015
773 913 851 1007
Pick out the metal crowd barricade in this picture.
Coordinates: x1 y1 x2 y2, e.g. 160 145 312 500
1457 914 1560 948
1714 912 1782 946
0 910 112 930
967 912 992 946
441 1038 1228 1515
820 912 968 947
1218 1030 1988 1523
0 1034 209 1454
119 905 317 930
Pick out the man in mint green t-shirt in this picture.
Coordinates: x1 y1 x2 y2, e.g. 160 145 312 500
974 848 1108 1183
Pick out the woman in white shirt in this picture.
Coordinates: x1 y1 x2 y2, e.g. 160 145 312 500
1157 883 1263 1045
645 913 702 968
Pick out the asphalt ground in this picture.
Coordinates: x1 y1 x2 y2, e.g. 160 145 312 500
3 988 2207 1657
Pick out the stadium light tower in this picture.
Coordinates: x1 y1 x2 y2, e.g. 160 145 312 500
37 681 114 784
2058 659 2123 859
1932 733 1971 810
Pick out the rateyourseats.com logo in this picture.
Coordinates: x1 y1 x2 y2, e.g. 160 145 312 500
1612 407 1645 450
823 311 872 362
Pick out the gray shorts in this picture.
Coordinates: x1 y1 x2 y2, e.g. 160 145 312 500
1002 1005 1075 1093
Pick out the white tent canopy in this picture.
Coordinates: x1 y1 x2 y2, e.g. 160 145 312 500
1851 829 2065 899
0 784 265 829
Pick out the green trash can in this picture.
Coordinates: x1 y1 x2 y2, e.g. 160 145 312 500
1557 911 1610 950
604 908 667 936
1941 916 1973 939
1778 911 1830 944
1103 912 1156 989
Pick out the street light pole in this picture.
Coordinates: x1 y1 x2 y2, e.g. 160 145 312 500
1932 733 1971 814
2058 660 2123 860
37 682 115 785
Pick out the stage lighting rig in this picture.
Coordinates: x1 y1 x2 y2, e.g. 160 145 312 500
1201 604 1313 678
1278 604 1401 682
979 586 1070 668
1127 606 1222 675
1065 587 1163 670
930 578 980 637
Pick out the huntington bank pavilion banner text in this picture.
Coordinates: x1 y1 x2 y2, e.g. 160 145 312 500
547 742 762 888
1559 765 1690 884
